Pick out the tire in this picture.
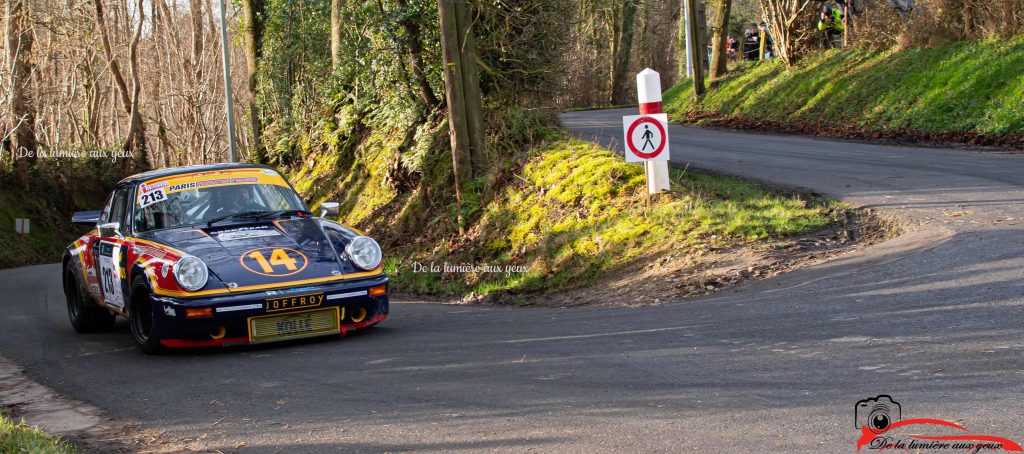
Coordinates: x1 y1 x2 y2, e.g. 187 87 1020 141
129 275 163 354
64 263 116 333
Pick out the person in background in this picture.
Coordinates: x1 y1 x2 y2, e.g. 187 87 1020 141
743 24 760 61
726 36 738 63
818 1 845 48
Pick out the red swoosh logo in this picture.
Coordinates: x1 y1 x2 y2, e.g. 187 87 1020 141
856 418 1023 451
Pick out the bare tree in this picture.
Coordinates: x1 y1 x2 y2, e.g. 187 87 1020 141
437 0 486 233
609 0 639 104
759 0 813 65
5 0 36 189
242 0 265 160
91 0 146 162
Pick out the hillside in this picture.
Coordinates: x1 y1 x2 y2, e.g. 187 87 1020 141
289 121 856 303
0 162 118 268
664 37 1024 146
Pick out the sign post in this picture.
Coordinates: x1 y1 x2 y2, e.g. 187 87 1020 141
622 68 671 194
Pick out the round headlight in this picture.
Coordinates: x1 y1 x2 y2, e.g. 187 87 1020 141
345 236 382 270
173 256 208 291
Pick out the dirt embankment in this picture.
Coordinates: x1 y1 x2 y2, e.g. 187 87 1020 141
461 208 902 308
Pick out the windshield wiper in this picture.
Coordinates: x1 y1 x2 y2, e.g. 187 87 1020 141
258 209 312 219
206 210 274 227
206 209 312 227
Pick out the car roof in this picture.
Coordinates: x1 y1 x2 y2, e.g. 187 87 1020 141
117 163 279 186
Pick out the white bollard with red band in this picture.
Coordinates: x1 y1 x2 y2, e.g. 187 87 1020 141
637 69 671 194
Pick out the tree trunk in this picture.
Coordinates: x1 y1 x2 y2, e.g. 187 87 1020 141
92 0 145 174
242 0 265 161
397 0 439 110
331 0 343 67
610 0 638 105
123 0 146 167
91 1 132 123
709 0 731 79
6 0 36 190
453 0 486 174
686 0 706 98
437 0 471 234
676 0 688 80
697 0 708 72
190 0 204 68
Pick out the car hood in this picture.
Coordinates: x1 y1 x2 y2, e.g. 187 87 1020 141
142 217 361 292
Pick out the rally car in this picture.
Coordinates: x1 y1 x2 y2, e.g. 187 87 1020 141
62 163 388 353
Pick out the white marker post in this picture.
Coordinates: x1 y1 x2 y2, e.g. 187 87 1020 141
637 69 671 194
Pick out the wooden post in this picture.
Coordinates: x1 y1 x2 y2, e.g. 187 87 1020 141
842 0 850 48
759 28 766 60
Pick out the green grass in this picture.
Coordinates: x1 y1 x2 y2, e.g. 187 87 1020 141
386 136 843 296
0 412 75 454
664 36 1024 135
285 103 842 299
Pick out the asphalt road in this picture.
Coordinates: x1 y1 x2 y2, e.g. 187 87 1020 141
3 109 1024 452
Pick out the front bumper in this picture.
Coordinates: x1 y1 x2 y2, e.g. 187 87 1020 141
151 274 389 347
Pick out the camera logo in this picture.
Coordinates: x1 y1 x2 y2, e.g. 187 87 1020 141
855 395 901 433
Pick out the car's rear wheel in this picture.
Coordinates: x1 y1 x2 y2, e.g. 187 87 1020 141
129 275 163 354
64 263 115 333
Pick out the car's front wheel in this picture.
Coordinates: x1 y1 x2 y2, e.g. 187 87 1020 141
64 263 115 333
129 275 163 354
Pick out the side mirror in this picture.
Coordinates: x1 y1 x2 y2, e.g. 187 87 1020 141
98 222 122 238
72 211 101 228
320 202 340 218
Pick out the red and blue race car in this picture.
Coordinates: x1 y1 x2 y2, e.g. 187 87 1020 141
62 163 388 353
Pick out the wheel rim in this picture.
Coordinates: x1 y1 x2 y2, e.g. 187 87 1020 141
132 293 153 343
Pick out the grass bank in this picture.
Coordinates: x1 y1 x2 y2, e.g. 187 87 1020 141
291 121 847 300
389 136 844 298
664 36 1024 141
0 160 118 268
0 412 75 453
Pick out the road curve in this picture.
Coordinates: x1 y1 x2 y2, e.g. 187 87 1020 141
2 109 1024 452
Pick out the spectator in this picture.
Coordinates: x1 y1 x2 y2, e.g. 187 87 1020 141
818 1 845 48
743 24 759 61
888 0 914 17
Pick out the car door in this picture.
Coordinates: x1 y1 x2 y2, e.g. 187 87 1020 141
91 184 133 312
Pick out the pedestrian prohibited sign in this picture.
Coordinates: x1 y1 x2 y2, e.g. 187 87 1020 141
622 113 669 162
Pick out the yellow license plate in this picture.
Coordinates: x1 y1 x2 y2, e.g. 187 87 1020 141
248 307 340 342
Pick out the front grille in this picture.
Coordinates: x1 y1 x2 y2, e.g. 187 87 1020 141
248 307 340 342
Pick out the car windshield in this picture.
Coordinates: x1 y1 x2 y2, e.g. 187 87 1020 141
133 172 307 232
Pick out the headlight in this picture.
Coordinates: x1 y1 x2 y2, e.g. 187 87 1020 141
345 236 382 270
173 256 208 291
